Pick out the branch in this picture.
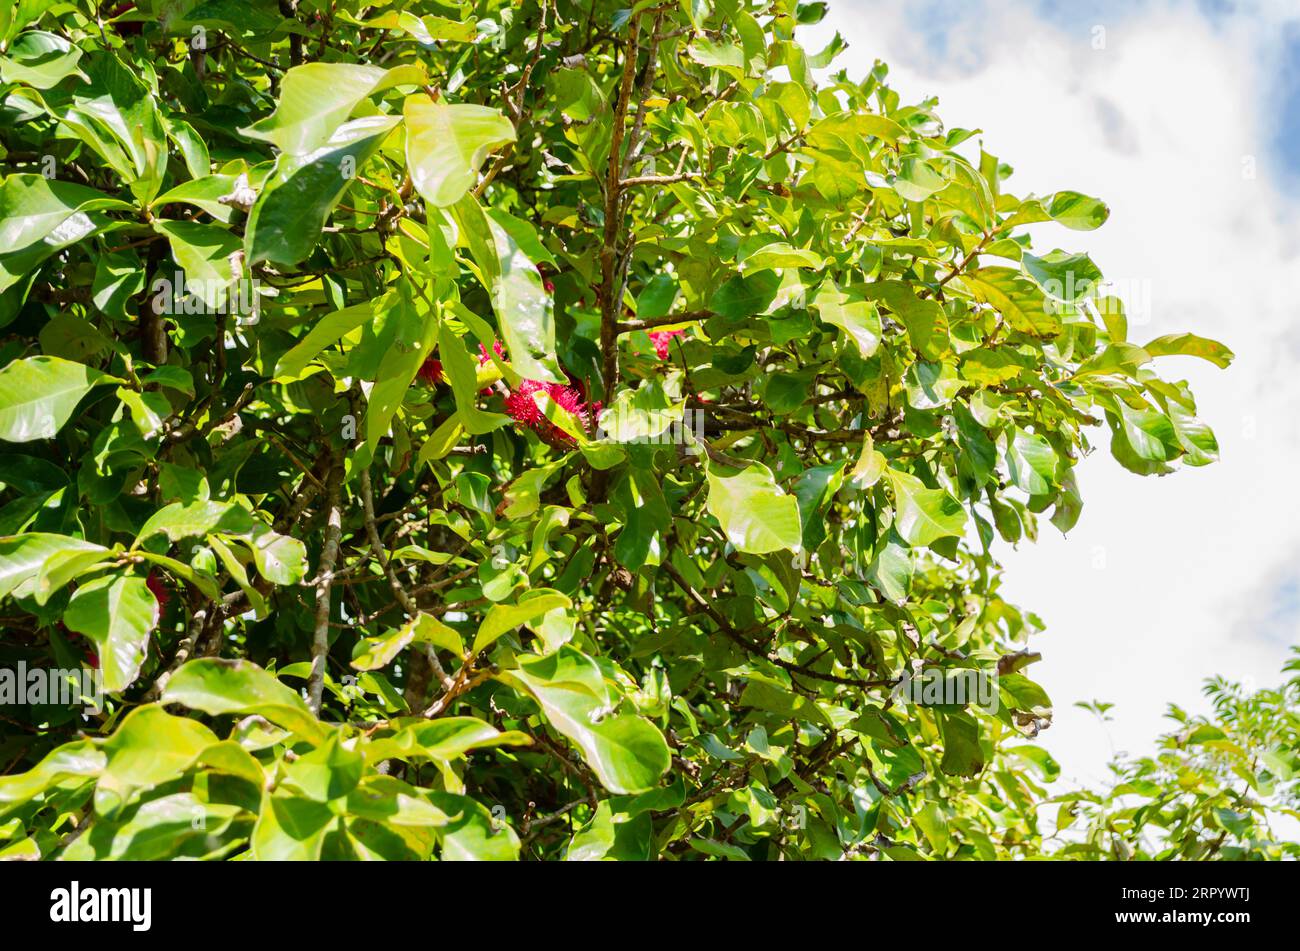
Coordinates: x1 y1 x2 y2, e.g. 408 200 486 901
660 562 894 691
142 607 208 702
619 172 701 188
307 459 344 715
617 309 710 333
598 14 643 402
933 230 994 292
359 464 453 690
422 666 493 718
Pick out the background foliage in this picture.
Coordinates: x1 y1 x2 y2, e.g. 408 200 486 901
0 0 1286 861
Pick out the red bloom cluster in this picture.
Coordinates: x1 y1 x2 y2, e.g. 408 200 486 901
415 335 596 447
503 377 600 447
649 329 684 360
417 357 443 386
146 570 170 609
418 339 502 388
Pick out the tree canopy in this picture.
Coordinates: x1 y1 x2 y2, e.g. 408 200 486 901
0 0 1276 862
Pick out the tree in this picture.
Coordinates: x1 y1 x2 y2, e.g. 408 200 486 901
1055 653 1300 861
0 0 1242 860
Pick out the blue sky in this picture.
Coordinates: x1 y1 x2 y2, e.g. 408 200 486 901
1277 21 1300 189
832 0 1300 191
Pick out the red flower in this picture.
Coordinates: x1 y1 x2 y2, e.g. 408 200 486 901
503 378 599 447
649 329 685 360
417 357 443 386
146 570 170 609
543 279 556 294
478 340 506 365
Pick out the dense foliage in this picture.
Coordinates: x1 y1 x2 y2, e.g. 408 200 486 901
1059 656 1300 861
0 0 1257 861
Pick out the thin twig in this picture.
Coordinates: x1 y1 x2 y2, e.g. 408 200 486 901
308 459 344 715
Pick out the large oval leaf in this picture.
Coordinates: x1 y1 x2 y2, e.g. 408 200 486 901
704 459 802 554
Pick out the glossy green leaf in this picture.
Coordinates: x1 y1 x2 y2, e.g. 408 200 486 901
162 658 328 744
242 62 424 155
62 572 159 693
404 98 516 208
704 459 802 554
501 646 671 794
245 115 399 266
0 355 119 442
887 469 967 548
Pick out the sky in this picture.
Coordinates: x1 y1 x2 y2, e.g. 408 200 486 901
802 0 1300 787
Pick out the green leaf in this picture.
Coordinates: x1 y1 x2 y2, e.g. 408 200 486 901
704 459 802 554
344 11 478 44
864 281 949 360
437 324 509 435
688 38 745 72
501 645 671 794
251 791 336 860
887 469 967 548
0 174 127 293
428 792 521 860
0 740 103 807
162 658 328 744
63 792 245 860
0 31 83 89
962 267 1060 336
1005 429 1058 496
242 62 424 155
152 220 243 309
960 348 1023 386
740 241 824 272
367 717 531 763
1021 250 1102 303
0 355 119 442
1072 342 1151 379
32 543 116 605
793 463 844 551
1047 190 1110 231
151 171 248 223
1110 398 1179 464
273 301 374 380
1141 333 1234 368
245 115 400 266
0 532 108 600
63 52 169 202
352 612 465 670
812 280 881 357
62 572 159 693
636 273 679 320
1004 190 1110 231
237 522 309 586
404 98 516 208
895 157 948 202
473 590 572 654
355 306 439 471
133 500 255 547
740 678 832 726
281 730 364 801
344 775 455 828
96 705 216 810
938 710 984 777
850 433 887 488
453 195 563 384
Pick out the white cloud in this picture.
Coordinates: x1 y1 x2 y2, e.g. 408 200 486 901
805 0 1300 785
